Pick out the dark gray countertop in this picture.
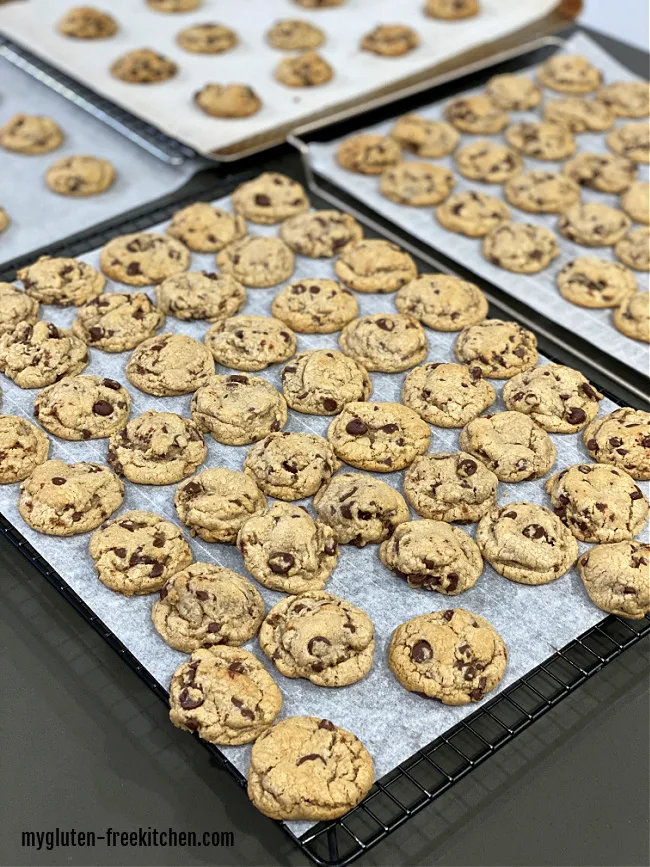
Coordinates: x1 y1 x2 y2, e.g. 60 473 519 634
1 24 649 867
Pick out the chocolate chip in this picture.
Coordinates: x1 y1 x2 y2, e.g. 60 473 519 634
376 318 395 332
179 688 203 710
231 697 255 720
268 552 295 574
102 378 121 390
207 622 221 633
307 636 331 654
631 490 643 500
51 477 67 485
346 419 368 436
318 718 336 731
323 398 338 412
381 423 399 434
113 547 127 558
458 458 477 477
522 523 548 540
183 481 201 495
92 400 114 416
411 640 433 663
567 407 587 425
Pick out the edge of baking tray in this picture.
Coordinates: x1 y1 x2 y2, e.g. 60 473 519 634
288 37 650 408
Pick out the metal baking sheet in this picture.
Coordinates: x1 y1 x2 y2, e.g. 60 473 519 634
0 191 647 837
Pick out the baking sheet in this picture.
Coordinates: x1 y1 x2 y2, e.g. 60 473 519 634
0 193 647 836
0 55 202 267
308 32 650 377
0 0 559 156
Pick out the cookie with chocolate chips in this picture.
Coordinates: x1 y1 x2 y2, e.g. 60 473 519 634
275 51 333 87
18 256 105 306
0 113 63 154
557 257 637 308
126 333 215 396
58 6 118 39
404 452 498 523
216 236 295 288
110 48 178 83
100 232 190 286
504 170 581 214
562 152 637 194
615 226 650 272
583 407 650 480
72 292 162 352
0 415 49 484
607 122 650 163
486 73 542 110
395 274 488 331
361 24 419 56
34 375 130 441
280 210 363 258
232 173 309 224
281 349 372 415
505 121 576 160
0 283 38 337
156 271 245 322
436 190 511 238
166 202 247 252
455 140 522 183
444 95 509 135
578 541 650 619
537 54 602 94
389 114 459 158
45 155 115 197
271 279 358 333
613 291 650 342
597 81 650 118
266 18 325 50
543 97 614 132
191 374 287 445
425 0 479 18
204 315 297 371
454 319 538 379
177 23 237 54
336 134 402 174
0 321 88 388
194 83 261 118
334 239 417 294
244 431 340 500
380 162 455 207
339 313 428 372
401 362 496 428
483 223 559 274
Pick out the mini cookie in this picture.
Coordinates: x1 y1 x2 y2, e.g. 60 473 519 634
404 452 498 523
34 375 130 441
174 468 266 543
578 541 650 619
271 278 358 333
147 0 201 10
0 416 49 484
389 114 459 158
110 48 177 83
151 563 264 653
312 472 410 546
537 54 602 94
613 291 650 342
18 256 105 307
505 120 577 161
502 363 602 433
166 203 247 252
557 257 637 308
379 162 455 207
0 207 8 234
336 134 402 174
486 73 542 110
266 19 324 50
244 432 340 500
0 113 63 154
260 591 374 686
100 232 190 286
169 647 281 745
339 313 428 372
476 502 578 583
361 24 419 56
18 460 123 536
444 95 509 135
455 140 522 184
425 0 479 19
584 408 650 480
327 401 430 473
45 155 115 197
58 6 118 38
395 274 488 331
156 271 245 322
216 237 295 287
544 98 613 134
380 520 483 594
546 463 648 543
247 716 374 822
389 609 506 705
126 333 215 396
0 283 39 337
334 240 417 294
275 51 333 87
459 411 556 483
191 374 287 445
72 292 163 352
436 190 511 238
620 181 650 224
504 171 581 214
107 411 206 485
402 362 496 428
607 122 650 163
194 83 261 118
89 510 193 597
562 152 636 194
615 226 650 271
454 319 538 378
205 315 297 371
237 502 338 593
177 23 237 53
0 321 88 388
597 81 650 118
281 349 372 415
557 203 630 247
279 210 363 258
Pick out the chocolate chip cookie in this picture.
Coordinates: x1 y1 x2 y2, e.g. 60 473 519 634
336 134 402 174
191 374 287 445
597 81 650 118
177 23 237 53
46 155 116 197
110 48 178 83
402 362 496 428
339 313 428 372
389 114 459 158
174 468 267 543
0 113 63 154
546 463 648 543
425 0 479 18
505 121 576 160
0 284 38 336
194 83 262 118
151 563 265 653
18 460 123 536
107 411 206 485
89 510 193 596
607 122 650 163
537 54 602 94
72 292 163 352
543 97 614 132
404 452 498 523
578 541 650 619
279 210 363 257
620 181 650 224
204 315 297 371
615 226 650 271
237 502 338 593
266 18 325 50
436 190 511 238
18 256 105 306
0 321 88 388
389 609 507 705
380 520 483 594
166 202 247 252
147 0 200 10
562 152 637 194
502 363 602 433
379 162 455 207
613 291 650 342
454 319 538 378
486 73 542 110
126 333 214 396
58 6 118 38
216 236 295 288
0 415 49 484
244 432 340 500
275 51 333 87
444 95 509 134
100 232 190 286
360 24 419 56
476 501 578 583
584 408 650 480
455 140 522 183
334 239 417 294
34 375 130 441
395 274 488 331
281 349 372 415
504 171 581 214
312 472 409 546
156 271 245 322
328 402 430 472
271 279 358 333
558 202 631 247
557 257 637 308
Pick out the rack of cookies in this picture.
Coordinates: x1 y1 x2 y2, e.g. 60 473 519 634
0 163 648 865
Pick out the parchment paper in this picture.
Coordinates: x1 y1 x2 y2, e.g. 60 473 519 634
0 0 559 156
0 193 647 836
309 33 650 377
0 56 202 267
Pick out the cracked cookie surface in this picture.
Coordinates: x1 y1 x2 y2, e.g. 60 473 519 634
191 374 287 445
436 190 511 238
613 291 650 342
402 362 496 428
537 54 602 94
578 541 650 619
454 319 538 378
59 6 118 38
166 202 247 252
271 278 358 333
174 468 266 543
281 349 372 415
232 173 309 224
389 114 459 158
34 375 130 441
482 223 559 273
379 162 455 206
583 407 650 480
607 122 650 163
615 226 650 271
339 313 428 372
336 134 402 174
444 95 508 135
620 181 650 224
72 291 162 352
216 236 295 287
177 23 237 53
455 140 522 183
100 232 190 285
404 452 498 523
543 97 614 132
360 24 419 56
459 411 556 482
205 315 297 371
562 152 636 194
18 256 105 306
0 283 39 336
334 239 417 294
275 51 333 87
486 73 542 110
280 210 363 257
0 321 88 388
156 271 245 322
194 83 261 118
126 333 215 396
396 274 488 331
266 18 324 50
46 155 115 197
597 81 650 118
505 121 576 160
110 48 177 83
556 257 637 308
0 415 50 484
503 170 580 214
244 431 340 500
0 113 63 154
